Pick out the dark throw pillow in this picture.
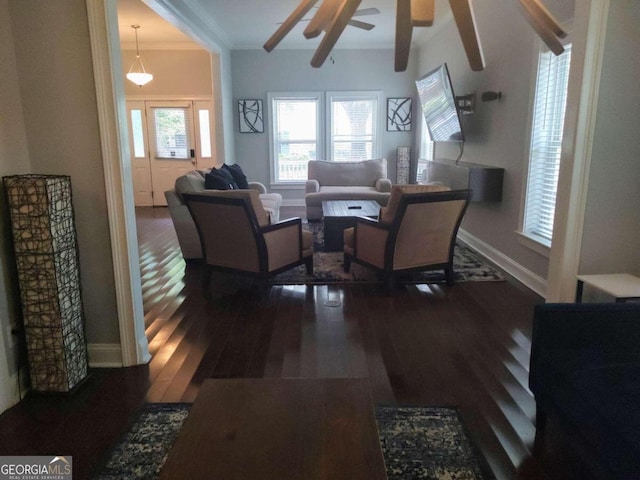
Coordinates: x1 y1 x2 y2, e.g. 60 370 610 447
222 163 249 190
204 167 238 190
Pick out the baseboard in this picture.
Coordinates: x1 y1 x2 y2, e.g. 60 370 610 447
87 343 123 368
457 229 547 298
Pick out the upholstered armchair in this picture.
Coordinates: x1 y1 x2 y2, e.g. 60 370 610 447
343 185 470 287
183 190 313 296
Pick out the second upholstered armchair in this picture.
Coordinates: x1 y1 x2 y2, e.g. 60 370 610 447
343 185 470 287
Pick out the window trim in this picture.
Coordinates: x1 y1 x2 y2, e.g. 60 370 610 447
519 31 573 254
267 91 323 186
325 91 383 161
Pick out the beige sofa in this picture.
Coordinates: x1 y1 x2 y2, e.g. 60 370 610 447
305 159 392 220
165 170 282 260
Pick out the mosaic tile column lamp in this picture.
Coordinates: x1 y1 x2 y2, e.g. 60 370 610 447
3 174 88 393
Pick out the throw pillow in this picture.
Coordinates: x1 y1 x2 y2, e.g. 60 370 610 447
205 168 238 190
222 163 249 189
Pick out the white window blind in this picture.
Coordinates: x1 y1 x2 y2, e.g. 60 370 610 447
271 96 319 182
150 106 193 159
328 93 380 161
523 44 572 245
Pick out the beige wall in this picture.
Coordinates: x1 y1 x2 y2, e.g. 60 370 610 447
121 49 212 96
0 0 121 412
0 0 31 413
415 0 574 283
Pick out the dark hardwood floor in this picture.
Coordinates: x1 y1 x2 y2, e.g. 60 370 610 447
0 206 583 479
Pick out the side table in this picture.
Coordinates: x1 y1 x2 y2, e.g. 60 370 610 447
575 273 640 303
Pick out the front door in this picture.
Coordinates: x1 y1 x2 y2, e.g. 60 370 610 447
126 100 215 206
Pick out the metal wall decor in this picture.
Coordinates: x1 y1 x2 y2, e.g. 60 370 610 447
2 174 88 393
387 98 412 132
396 146 411 184
238 99 264 133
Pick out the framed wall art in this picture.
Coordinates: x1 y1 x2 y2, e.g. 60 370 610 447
238 99 264 133
386 97 412 131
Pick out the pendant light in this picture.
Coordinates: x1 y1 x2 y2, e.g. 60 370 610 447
126 25 153 87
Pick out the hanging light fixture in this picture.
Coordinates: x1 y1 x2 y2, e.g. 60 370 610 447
126 25 153 87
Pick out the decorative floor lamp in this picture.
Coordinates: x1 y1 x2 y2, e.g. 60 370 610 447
3 174 88 393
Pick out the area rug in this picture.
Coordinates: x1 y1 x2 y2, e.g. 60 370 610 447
94 403 495 480
271 245 504 285
269 221 504 285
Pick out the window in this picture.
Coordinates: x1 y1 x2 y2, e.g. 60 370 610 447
268 91 382 185
268 93 321 183
327 92 381 161
416 118 434 182
522 43 572 247
148 104 194 159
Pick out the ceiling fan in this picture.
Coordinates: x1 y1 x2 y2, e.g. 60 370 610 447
278 7 380 31
264 0 567 72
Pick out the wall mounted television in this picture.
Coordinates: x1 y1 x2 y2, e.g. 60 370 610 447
415 63 465 142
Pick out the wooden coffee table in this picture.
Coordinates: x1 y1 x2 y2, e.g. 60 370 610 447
159 378 387 480
322 200 381 251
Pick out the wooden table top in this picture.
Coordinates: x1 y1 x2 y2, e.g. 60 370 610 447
322 200 381 219
159 378 388 480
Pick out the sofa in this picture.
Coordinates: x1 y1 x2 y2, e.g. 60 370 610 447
165 169 282 260
305 159 392 221
529 302 640 479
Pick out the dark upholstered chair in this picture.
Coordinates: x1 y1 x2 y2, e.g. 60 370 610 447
530 302 640 479
343 185 470 287
183 190 313 296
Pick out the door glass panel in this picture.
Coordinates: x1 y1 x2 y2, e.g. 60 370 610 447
198 109 212 158
130 109 145 158
151 107 192 159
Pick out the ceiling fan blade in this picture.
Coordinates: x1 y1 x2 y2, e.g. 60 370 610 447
395 0 413 72
411 0 434 27
305 0 342 39
264 0 319 52
521 0 567 39
352 7 380 17
449 0 485 71
348 18 375 30
519 0 564 55
311 0 363 67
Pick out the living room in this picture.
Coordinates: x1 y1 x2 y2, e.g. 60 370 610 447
1 0 639 479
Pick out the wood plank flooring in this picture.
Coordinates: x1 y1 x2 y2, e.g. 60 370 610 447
0 206 582 479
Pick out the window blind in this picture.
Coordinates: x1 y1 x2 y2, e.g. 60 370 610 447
524 44 572 245
329 96 378 161
272 98 319 182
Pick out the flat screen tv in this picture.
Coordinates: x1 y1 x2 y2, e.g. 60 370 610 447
415 63 465 142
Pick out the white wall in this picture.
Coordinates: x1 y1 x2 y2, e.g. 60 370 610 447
230 48 418 202
415 0 574 282
578 0 640 276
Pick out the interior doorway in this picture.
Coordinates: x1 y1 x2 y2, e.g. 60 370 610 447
126 99 214 206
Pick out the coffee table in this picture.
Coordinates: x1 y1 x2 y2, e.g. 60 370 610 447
322 200 381 251
159 378 388 480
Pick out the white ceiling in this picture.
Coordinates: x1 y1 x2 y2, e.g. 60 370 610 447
117 0 452 51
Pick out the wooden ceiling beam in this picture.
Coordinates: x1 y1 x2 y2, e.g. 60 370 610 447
449 0 485 71
263 0 319 52
411 0 434 27
311 0 363 67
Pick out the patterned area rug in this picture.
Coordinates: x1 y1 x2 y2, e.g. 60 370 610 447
271 222 504 285
95 404 494 480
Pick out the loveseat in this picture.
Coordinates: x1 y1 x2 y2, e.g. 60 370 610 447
165 168 282 260
529 302 640 479
305 159 392 221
